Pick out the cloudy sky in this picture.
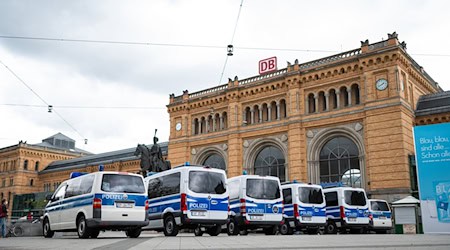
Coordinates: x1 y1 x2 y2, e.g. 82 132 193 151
1 0 449 154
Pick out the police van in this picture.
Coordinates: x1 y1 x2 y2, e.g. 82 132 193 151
279 182 326 235
42 171 148 239
227 175 283 235
143 165 228 236
368 199 392 234
323 187 369 234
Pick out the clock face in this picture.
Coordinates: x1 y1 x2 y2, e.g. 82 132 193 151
175 122 182 131
376 78 388 91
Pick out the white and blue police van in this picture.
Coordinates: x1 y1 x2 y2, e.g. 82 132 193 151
323 186 369 234
42 171 148 239
227 175 283 235
279 182 326 235
143 164 228 236
368 199 392 234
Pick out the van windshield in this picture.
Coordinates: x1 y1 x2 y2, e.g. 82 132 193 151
101 174 145 194
298 187 324 204
188 171 226 194
246 179 281 200
344 190 366 206
371 201 390 211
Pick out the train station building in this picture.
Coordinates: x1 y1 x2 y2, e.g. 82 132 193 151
0 33 446 217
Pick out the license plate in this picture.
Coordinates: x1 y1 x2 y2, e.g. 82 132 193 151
302 216 312 221
191 211 206 216
379 216 387 220
249 215 263 220
116 203 133 208
348 217 357 222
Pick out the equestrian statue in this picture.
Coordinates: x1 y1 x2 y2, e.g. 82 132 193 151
134 129 171 177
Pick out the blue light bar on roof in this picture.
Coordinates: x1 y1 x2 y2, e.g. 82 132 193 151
70 172 87 179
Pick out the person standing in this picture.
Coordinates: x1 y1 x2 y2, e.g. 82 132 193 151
0 199 7 238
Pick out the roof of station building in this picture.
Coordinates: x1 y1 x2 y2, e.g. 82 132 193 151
39 142 168 174
415 91 450 117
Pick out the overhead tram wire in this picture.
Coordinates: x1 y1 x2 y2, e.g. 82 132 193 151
0 103 165 110
218 0 244 84
0 58 87 143
1 35 450 57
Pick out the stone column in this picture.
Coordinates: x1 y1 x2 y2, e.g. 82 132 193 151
219 115 224 130
259 106 263 123
336 90 341 108
212 116 216 131
250 108 255 124
347 89 352 106
324 93 329 111
192 120 196 135
206 117 210 133
314 93 319 113
276 103 280 120
268 106 272 121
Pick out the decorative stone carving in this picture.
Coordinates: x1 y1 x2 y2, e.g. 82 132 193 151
354 122 363 132
191 148 196 155
222 144 228 151
243 140 249 148
306 130 314 138
281 134 288 142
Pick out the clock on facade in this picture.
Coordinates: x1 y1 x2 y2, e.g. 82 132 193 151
376 78 388 91
175 122 182 131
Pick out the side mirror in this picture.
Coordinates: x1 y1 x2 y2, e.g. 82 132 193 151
45 194 53 201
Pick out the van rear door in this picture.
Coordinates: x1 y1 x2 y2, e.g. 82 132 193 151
99 173 147 222
246 178 282 222
187 170 228 221
343 190 369 224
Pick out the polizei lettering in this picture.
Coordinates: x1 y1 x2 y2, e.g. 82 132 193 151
102 194 125 200
189 203 208 209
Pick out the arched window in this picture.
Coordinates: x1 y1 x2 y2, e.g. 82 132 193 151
308 93 316 113
203 153 226 170
280 99 287 118
319 137 361 187
35 161 40 171
351 84 360 105
254 146 286 182
23 159 28 170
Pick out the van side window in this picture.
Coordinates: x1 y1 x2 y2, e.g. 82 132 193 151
79 175 95 194
54 184 67 201
229 180 239 200
148 173 180 199
161 173 180 197
65 178 81 198
282 188 292 204
325 192 338 207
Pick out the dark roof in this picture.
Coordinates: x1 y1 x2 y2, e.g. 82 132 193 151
415 91 450 117
32 141 91 155
43 133 75 142
39 142 168 174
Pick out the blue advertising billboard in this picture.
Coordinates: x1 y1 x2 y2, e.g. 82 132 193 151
414 123 450 234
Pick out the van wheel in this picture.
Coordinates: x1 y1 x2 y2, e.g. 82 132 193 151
264 226 277 235
227 218 239 236
163 215 178 236
325 221 337 234
43 218 54 238
207 225 221 236
77 215 91 239
126 228 141 238
90 229 100 238
194 226 203 236
279 223 293 235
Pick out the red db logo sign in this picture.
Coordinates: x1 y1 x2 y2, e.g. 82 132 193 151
259 57 277 74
